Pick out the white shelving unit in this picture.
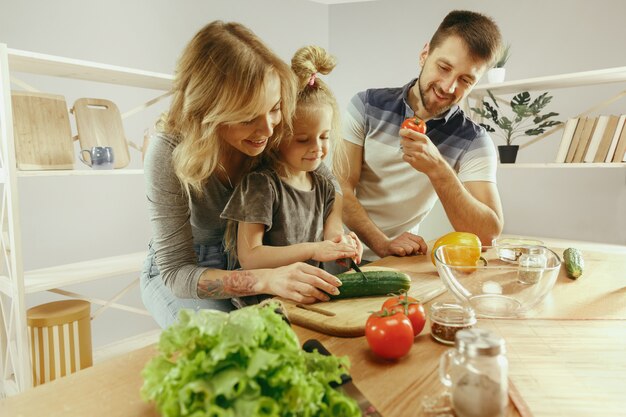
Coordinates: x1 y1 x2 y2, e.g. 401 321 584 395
468 66 626 168
473 66 626 95
0 44 173 396
498 163 626 169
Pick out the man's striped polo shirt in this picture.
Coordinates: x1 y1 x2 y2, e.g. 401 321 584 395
342 78 497 260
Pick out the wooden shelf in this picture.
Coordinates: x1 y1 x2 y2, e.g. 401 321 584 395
24 251 147 293
17 168 144 177
93 329 160 364
0 168 145 182
471 66 626 96
498 163 626 168
7 47 173 90
0 251 147 295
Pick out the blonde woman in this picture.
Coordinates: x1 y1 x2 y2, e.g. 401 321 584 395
141 22 342 328
221 46 362 271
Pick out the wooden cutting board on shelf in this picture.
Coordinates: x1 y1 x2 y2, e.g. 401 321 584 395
72 98 130 168
277 265 446 337
11 91 74 170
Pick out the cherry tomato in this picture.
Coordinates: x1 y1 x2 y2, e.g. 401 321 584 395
382 294 426 337
401 116 427 134
365 310 414 359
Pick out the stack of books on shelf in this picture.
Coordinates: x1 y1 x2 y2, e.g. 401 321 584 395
555 115 626 163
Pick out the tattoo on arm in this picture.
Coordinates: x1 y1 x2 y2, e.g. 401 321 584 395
197 270 258 299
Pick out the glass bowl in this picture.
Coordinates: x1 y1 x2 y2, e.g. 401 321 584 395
434 245 561 318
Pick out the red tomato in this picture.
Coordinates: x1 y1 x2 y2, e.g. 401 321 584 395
365 310 414 359
382 295 426 337
400 116 427 134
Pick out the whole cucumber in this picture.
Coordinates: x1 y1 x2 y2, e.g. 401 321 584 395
563 248 584 280
331 270 411 299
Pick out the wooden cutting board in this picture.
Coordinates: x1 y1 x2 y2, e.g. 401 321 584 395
11 91 74 170
278 265 446 337
72 98 130 168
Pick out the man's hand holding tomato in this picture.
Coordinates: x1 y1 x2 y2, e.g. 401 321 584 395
399 117 448 178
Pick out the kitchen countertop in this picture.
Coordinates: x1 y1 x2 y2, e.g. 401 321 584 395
2 237 625 417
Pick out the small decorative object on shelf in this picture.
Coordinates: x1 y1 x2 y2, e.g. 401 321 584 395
487 43 510 84
471 90 561 163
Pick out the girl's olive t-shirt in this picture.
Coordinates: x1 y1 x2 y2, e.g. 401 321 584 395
221 168 335 267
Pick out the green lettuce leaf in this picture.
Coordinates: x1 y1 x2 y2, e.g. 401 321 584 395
141 302 360 417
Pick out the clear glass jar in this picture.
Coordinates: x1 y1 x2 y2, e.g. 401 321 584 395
439 328 508 417
492 237 544 263
517 246 547 285
429 302 476 345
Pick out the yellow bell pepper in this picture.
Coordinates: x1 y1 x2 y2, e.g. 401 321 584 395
430 232 484 267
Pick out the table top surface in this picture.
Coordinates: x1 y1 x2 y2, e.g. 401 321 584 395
2 237 625 417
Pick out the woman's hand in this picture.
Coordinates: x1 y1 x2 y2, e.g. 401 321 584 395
259 262 342 304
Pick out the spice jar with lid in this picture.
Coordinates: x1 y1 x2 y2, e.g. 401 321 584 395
517 246 547 285
429 302 476 345
439 328 508 417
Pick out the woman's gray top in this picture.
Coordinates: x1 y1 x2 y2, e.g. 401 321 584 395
144 134 233 298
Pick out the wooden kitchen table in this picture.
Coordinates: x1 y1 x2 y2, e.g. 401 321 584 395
1 238 625 417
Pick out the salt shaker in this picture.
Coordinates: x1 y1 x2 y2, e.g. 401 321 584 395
517 246 547 284
439 328 508 417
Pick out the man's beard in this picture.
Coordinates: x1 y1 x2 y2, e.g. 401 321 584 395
417 76 455 118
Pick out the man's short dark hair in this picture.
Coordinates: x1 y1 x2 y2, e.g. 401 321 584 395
429 10 502 66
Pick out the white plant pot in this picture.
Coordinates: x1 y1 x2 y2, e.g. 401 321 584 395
487 68 506 84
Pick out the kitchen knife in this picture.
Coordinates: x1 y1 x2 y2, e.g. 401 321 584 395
303 339 382 417
348 257 364 274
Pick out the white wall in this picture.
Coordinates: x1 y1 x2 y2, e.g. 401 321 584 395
328 0 626 245
0 0 329 348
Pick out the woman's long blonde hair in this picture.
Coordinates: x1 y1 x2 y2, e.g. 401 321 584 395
267 45 347 181
159 21 297 195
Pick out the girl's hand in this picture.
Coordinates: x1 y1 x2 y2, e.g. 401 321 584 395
259 262 342 304
334 232 363 266
345 231 363 264
310 238 357 262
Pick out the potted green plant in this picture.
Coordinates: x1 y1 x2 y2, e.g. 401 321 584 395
471 90 561 163
487 44 511 83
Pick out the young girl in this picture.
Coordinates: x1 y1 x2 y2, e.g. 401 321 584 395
222 46 362 270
